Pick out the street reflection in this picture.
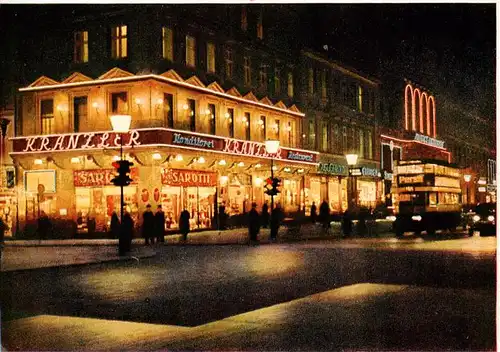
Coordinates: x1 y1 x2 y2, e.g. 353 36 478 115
238 246 304 277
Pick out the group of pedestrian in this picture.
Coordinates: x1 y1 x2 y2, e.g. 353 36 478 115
141 204 167 245
309 200 354 236
248 201 284 244
109 207 135 256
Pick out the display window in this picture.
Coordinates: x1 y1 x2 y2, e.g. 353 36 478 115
328 178 347 213
357 180 377 208
283 179 299 211
305 177 321 216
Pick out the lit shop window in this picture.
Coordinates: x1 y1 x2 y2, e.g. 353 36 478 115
185 35 196 67
207 42 216 73
111 25 127 59
162 27 174 61
110 92 128 114
74 30 88 63
40 99 54 134
224 47 233 79
244 56 252 86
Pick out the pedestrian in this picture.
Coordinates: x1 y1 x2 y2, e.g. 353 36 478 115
179 208 190 242
142 204 155 245
154 205 166 243
218 202 227 230
120 209 134 255
261 200 270 228
310 202 317 223
270 203 284 242
342 209 353 237
248 202 260 244
110 211 120 239
37 211 51 241
319 200 330 230
0 216 8 266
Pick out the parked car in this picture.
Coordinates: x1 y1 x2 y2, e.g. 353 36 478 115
469 202 496 237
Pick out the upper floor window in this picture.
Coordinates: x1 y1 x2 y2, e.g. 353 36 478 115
243 112 251 140
111 25 127 59
187 99 196 132
185 35 196 67
208 104 216 135
257 10 264 39
259 115 266 140
241 7 248 31
308 68 314 95
274 66 281 95
226 108 234 138
321 122 328 152
287 72 294 98
359 129 364 158
163 93 174 128
321 70 327 101
162 27 174 61
367 130 373 159
259 63 267 90
357 85 363 112
244 56 252 86
224 47 233 79
207 42 216 73
74 31 88 63
332 123 340 152
308 120 315 149
342 126 347 153
40 99 54 134
110 92 128 114
273 119 280 140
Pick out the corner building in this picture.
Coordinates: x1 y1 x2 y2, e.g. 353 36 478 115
12 68 318 234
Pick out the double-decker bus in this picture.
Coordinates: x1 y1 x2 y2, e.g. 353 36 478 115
392 159 462 237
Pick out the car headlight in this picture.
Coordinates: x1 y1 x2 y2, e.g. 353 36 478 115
488 215 495 222
411 215 422 221
386 215 396 221
473 215 480 222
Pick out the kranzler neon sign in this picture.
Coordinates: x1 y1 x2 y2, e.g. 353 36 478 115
404 83 436 137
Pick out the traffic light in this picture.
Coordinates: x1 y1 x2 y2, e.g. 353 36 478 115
264 177 281 196
111 160 134 186
271 177 281 195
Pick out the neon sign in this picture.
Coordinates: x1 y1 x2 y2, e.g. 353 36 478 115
404 83 436 137
414 133 445 148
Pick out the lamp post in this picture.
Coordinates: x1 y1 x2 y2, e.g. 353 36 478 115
265 140 280 211
464 174 471 206
110 114 131 249
345 153 359 209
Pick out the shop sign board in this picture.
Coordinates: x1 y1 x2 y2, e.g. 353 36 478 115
383 172 393 181
73 168 139 187
414 133 445 149
12 128 319 165
361 167 380 177
349 168 362 176
162 168 217 187
317 163 347 175
398 175 424 184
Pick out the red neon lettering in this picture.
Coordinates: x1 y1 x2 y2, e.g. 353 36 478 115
126 130 141 146
97 133 110 148
82 133 95 149
53 135 65 151
23 137 37 152
38 137 50 151
67 134 80 150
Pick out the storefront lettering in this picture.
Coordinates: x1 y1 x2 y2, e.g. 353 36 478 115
222 139 281 160
172 133 215 149
74 168 139 187
361 167 380 177
414 133 445 148
162 168 216 187
288 151 314 162
318 163 347 175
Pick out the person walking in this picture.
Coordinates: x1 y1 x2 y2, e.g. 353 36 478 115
310 202 317 223
37 211 51 241
248 202 260 244
261 200 270 228
120 209 134 255
319 200 330 231
179 209 190 242
342 209 353 237
218 202 227 230
142 204 155 245
110 211 120 239
154 205 166 243
270 203 284 242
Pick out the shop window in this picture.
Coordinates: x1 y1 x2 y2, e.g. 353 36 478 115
259 115 266 141
207 42 215 73
308 68 314 95
73 96 87 133
111 25 127 59
110 92 128 114
321 122 328 152
274 66 281 95
162 27 174 61
226 108 234 138
244 56 252 86
208 103 216 135
40 99 54 134
359 129 364 159
185 35 196 67
287 72 294 98
224 47 233 79
74 30 88 63
259 63 267 90
308 120 315 149
243 112 251 140
163 93 174 128
188 99 196 132
6 170 15 188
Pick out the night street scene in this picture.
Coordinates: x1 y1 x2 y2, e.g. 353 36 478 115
0 3 496 351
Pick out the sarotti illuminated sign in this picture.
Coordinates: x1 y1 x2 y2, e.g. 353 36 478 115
414 133 445 149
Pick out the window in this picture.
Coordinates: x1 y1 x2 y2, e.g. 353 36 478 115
163 93 174 128
241 7 248 31
357 85 363 112
287 72 294 98
259 63 267 90
333 123 340 152
226 108 234 138
162 27 174 61
185 35 196 67
188 99 196 132
257 10 263 39
111 25 127 59
321 70 327 101
342 126 347 153
350 127 355 151
359 129 364 158
259 116 266 140
288 121 296 147
243 112 251 140
244 56 252 86
73 96 87 133
321 122 328 152
308 68 314 95
207 42 215 73
274 119 280 140
40 99 54 134
274 66 281 95
74 31 88 63
110 92 128 114
224 47 233 79
368 130 373 159
308 120 315 149
208 104 216 135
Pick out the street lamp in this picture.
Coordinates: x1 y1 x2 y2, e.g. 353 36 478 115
110 114 131 253
345 153 359 209
265 140 280 211
464 174 471 206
